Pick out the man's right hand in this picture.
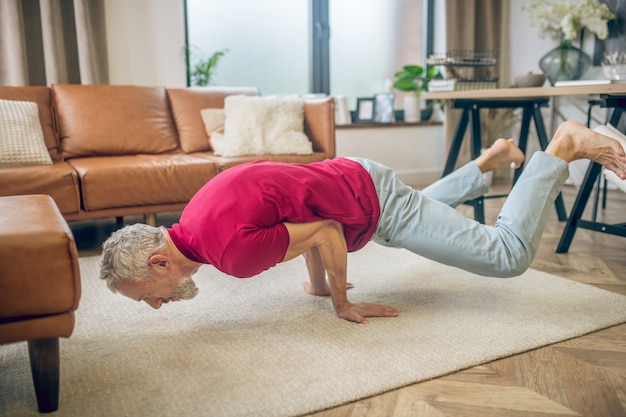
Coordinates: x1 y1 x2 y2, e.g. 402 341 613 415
335 301 399 324
283 220 395 324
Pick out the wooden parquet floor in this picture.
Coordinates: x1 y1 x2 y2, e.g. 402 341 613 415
72 183 626 417
304 184 626 417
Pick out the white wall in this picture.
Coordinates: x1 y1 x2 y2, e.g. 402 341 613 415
336 124 446 186
104 0 187 87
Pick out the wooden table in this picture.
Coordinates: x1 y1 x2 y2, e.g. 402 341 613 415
421 83 626 101
422 84 626 251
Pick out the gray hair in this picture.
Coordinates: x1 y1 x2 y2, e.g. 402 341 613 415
99 223 169 293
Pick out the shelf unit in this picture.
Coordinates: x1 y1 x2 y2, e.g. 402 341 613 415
427 50 499 92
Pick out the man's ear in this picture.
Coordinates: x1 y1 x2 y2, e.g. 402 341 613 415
148 254 169 269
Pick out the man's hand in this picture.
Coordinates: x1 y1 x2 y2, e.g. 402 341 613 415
283 220 399 324
335 302 399 324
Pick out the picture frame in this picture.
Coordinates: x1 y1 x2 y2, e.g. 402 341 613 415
355 97 376 122
373 93 395 123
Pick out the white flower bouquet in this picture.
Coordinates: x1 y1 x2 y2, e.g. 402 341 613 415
524 0 615 43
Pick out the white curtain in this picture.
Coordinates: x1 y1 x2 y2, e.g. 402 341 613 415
0 0 109 86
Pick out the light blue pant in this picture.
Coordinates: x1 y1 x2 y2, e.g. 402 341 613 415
350 152 569 277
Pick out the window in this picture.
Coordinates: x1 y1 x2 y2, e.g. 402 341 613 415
185 0 427 110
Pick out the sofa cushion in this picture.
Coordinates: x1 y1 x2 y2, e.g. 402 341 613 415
167 87 259 153
53 84 179 158
0 86 60 161
0 162 80 214
68 154 218 211
0 99 53 167
200 107 225 139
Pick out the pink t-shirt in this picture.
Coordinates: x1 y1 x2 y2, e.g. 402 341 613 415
168 157 380 278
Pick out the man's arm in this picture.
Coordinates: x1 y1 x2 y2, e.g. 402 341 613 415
302 247 355 296
302 247 330 296
283 220 399 323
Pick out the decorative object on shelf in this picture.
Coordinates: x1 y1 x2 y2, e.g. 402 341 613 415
373 93 395 123
334 95 352 125
393 64 443 121
403 95 420 122
354 97 376 123
602 50 626 80
524 0 616 85
515 72 547 88
539 38 593 85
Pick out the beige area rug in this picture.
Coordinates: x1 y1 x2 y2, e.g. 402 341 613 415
2 243 626 417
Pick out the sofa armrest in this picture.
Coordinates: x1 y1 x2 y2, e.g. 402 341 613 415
304 97 335 159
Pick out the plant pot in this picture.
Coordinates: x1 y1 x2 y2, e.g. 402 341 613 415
403 95 421 122
539 42 591 85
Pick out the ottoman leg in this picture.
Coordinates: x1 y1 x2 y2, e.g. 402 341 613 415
28 338 60 413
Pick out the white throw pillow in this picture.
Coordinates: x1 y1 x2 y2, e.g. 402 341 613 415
0 99 52 167
200 108 226 154
207 95 313 157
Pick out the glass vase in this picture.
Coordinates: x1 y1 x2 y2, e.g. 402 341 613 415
539 42 591 85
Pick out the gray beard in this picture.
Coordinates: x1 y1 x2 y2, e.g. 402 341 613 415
173 277 199 300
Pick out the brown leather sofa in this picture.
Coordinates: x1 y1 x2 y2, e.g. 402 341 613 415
0 85 336 224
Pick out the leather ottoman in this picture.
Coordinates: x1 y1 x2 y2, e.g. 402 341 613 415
0 195 81 413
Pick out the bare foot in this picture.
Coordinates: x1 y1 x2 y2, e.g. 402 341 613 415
475 138 525 173
546 121 626 180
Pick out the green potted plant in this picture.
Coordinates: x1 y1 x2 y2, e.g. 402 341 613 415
393 65 443 121
393 65 441 94
185 45 229 86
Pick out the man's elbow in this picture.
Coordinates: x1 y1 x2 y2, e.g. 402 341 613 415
319 220 346 246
